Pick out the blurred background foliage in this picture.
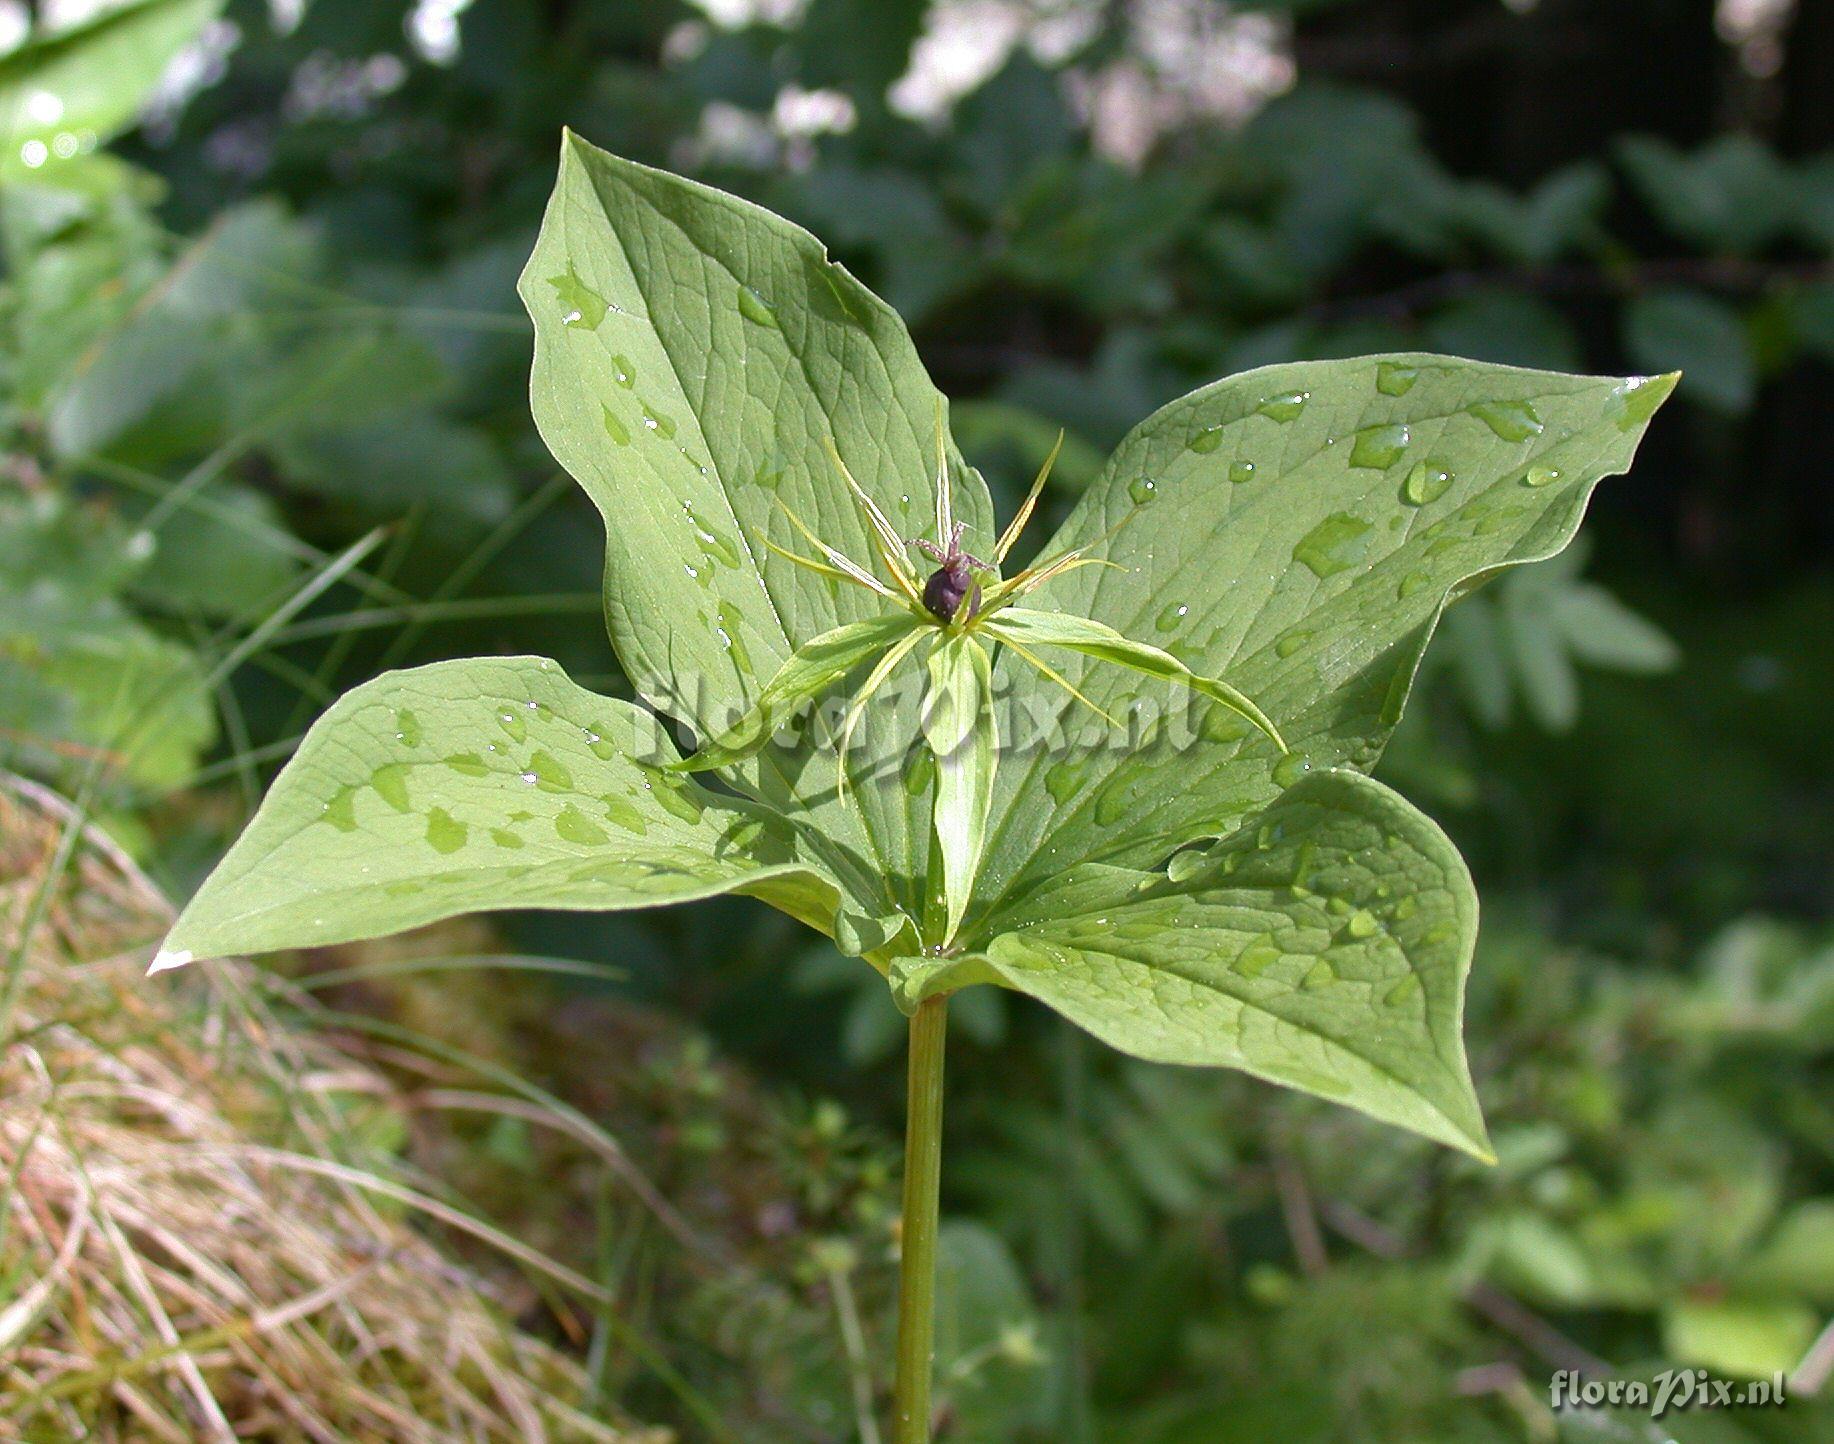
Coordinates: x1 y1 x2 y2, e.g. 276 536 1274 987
0 0 1829 1439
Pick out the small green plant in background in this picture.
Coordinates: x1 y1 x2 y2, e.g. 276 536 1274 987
154 133 1673 1440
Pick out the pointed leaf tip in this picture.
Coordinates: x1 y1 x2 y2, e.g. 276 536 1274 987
147 946 193 975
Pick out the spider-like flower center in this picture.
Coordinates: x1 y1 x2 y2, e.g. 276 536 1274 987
922 557 973 622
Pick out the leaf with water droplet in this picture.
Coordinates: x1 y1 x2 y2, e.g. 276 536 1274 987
1402 461 1452 506
981 353 1671 954
1292 513 1372 578
426 807 467 854
1468 398 1545 442
1257 390 1309 422
547 268 607 329
520 131 996 929
154 657 856 962
1375 362 1419 396
737 285 780 328
1350 423 1409 470
910 770 1491 1157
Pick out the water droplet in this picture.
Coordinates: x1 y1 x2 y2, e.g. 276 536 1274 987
555 805 608 845
610 354 636 388
603 796 649 834
1402 461 1452 506
442 752 489 777
1292 512 1372 578
425 807 467 854
1375 361 1419 396
1228 460 1257 484
1468 398 1544 442
1522 464 1562 488
641 402 677 438
1257 390 1309 423
1190 425 1226 454
1045 760 1082 804
1302 958 1336 990
903 745 936 798
752 461 784 489
548 269 607 330
1392 895 1418 920
370 763 411 812
715 606 753 674
1200 706 1252 744
1094 777 1130 825
1128 477 1158 505
1397 569 1433 599
1607 376 1668 431
602 405 630 446
1272 753 1312 788
683 504 741 567
321 785 359 832
527 750 573 792
1384 975 1422 1007
1346 908 1379 939
1160 849 1204 885
737 285 780 328
490 827 525 849
393 709 422 747
496 708 527 743
637 764 704 824
1237 938 1281 977
588 728 618 761
1275 630 1311 659
1350 422 1409 470
1155 602 1189 632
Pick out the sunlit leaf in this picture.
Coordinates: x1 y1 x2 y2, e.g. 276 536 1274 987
896 769 1491 1157
968 356 1676 937
520 131 996 929
154 656 854 967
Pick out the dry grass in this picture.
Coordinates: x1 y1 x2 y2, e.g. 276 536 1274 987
0 772 668 1444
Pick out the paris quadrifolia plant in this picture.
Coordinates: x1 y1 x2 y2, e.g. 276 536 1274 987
152 132 1675 1441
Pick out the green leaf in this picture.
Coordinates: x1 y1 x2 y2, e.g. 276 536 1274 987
519 131 995 928
673 613 919 773
924 633 996 945
982 606 1284 752
153 656 851 968
968 356 1675 936
0 0 225 177
897 769 1491 1158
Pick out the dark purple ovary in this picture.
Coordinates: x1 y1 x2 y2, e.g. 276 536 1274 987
922 558 973 622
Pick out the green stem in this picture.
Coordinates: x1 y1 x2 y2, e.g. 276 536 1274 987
892 995 948 1444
